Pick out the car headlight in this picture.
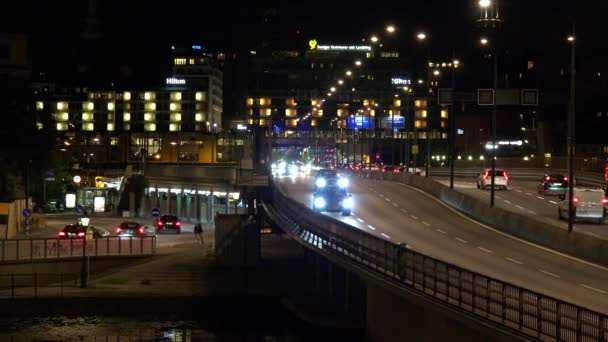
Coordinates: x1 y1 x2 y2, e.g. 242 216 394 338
289 164 299 175
342 197 353 209
271 163 277 170
314 197 326 208
315 178 327 188
337 177 349 188
278 161 287 171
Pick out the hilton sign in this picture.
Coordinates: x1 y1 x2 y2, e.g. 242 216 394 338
166 77 186 85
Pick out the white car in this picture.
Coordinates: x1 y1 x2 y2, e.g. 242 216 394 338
558 188 607 224
476 168 508 190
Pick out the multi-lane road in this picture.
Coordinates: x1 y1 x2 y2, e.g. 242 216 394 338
277 173 608 314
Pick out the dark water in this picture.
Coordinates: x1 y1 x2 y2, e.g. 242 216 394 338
0 315 366 342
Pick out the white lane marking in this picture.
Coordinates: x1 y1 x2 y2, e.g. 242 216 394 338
549 200 557 204
387 181 608 273
580 284 607 294
400 209 408 214
381 233 391 239
515 205 524 210
437 229 447 234
379 194 384 198
526 193 533 196
392 203 399 207
422 221 431 226
527 211 536 215
367 225 376 230
504 200 512 204
410 215 419 220
539 270 561 279
505 257 523 265
537 196 544 200
455 237 468 244
515 189 523 193
357 218 364 223
478 247 494 254
495 195 502 200
385 198 391 202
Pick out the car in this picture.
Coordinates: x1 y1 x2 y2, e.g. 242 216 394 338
58 224 110 239
312 186 353 216
557 188 607 223
155 215 181 234
538 174 569 196
115 221 147 237
476 168 508 190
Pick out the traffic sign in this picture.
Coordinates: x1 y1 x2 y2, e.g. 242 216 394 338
75 204 84 214
22 208 32 218
151 208 161 218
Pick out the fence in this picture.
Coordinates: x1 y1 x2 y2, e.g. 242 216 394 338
263 184 608 341
0 236 157 262
0 273 80 298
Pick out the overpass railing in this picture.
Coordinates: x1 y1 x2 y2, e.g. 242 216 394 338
263 184 608 342
0 236 157 262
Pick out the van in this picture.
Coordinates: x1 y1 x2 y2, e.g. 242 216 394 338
558 188 607 223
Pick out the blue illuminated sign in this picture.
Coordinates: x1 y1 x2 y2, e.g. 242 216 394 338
380 116 405 129
192 45 202 50
347 116 373 129
457 129 464 135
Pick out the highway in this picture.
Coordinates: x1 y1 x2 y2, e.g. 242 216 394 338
277 173 608 314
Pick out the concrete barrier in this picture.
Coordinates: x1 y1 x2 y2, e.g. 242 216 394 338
365 171 608 267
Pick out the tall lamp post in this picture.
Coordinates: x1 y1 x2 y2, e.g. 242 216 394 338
567 26 576 233
449 57 460 189
417 32 432 177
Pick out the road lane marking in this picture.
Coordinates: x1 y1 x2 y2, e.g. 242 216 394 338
392 203 399 207
381 233 391 239
437 229 447 234
495 195 502 199
422 221 431 226
385 198 391 202
515 205 524 210
580 284 607 294
505 257 523 265
357 218 364 223
379 194 384 198
549 200 557 204
527 211 536 215
504 200 512 204
526 193 533 196
387 181 608 273
367 225 376 230
537 196 544 200
410 215 419 220
455 237 468 244
477 247 494 254
539 270 560 279
400 209 408 214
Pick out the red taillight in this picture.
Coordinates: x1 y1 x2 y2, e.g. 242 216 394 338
77 232 85 238
503 171 509 180
602 198 608 205
115 227 122 234
545 176 550 181
573 197 579 205
564 177 568 181
138 227 145 234
483 171 489 180
59 231 66 237
157 221 163 226
176 221 181 227
393 169 399 173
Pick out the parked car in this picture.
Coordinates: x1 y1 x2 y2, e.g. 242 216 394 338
476 168 509 190
155 215 182 234
538 174 569 196
557 188 607 223
58 224 110 239
115 221 147 237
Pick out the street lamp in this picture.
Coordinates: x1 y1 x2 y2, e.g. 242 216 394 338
567 25 576 233
449 56 459 189
417 31 431 177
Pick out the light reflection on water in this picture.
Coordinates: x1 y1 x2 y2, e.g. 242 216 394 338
1 316 361 342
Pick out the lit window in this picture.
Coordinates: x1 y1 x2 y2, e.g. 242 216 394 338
144 123 156 131
110 137 119 146
174 58 186 65
107 113 114 121
394 99 401 107
36 101 44 110
107 123 115 131
285 108 297 117
145 102 156 111
144 92 154 100
169 123 180 131
57 102 66 110
171 92 182 101
144 113 154 121
56 123 68 131
82 113 93 121
82 123 94 131
123 92 131 101
196 92 206 101
189 58 195 65
441 109 448 118
245 97 253 106
170 113 182 121
124 113 131 121
124 123 131 131
415 120 427 129
107 102 114 111
170 103 181 111
195 113 204 122
54 112 69 121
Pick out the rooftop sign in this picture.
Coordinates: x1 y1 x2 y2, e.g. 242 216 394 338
166 77 186 85
308 40 371 51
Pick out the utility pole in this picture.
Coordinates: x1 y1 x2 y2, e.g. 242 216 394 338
567 24 576 233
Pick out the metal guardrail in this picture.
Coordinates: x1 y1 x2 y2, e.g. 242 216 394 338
263 185 608 341
0 273 80 298
428 168 606 187
0 236 157 262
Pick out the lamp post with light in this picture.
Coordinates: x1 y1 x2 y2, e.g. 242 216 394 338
567 26 576 233
449 57 460 189
416 32 432 177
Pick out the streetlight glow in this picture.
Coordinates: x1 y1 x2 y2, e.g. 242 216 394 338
480 37 489 45
338 80 343 85
433 70 440 76
346 70 352 76
567 35 575 42
416 32 427 41
370 36 379 43
479 0 491 8
330 87 336 92
453 59 460 66
355 60 362 66
386 25 396 33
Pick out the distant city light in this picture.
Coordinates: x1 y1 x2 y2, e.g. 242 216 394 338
192 45 202 50
386 25 396 33
416 32 426 40
370 36 379 43
355 60 362 66
479 0 491 8
480 38 489 45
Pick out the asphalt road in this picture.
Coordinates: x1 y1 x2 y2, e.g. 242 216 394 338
277 173 608 314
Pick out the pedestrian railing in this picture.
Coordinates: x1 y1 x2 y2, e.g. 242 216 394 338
263 184 608 342
0 236 157 262
0 273 80 298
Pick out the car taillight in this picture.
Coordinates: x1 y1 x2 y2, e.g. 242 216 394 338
503 171 509 180
563 176 568 181
545 176 550 181
138 227 145 234
602 198 608 205
176 221 181 227
115 227 122 234
77 232 85 237
573 197 579 205
393 169 399 173
59 231 66 236
157 221 163 226
483 171 489 180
